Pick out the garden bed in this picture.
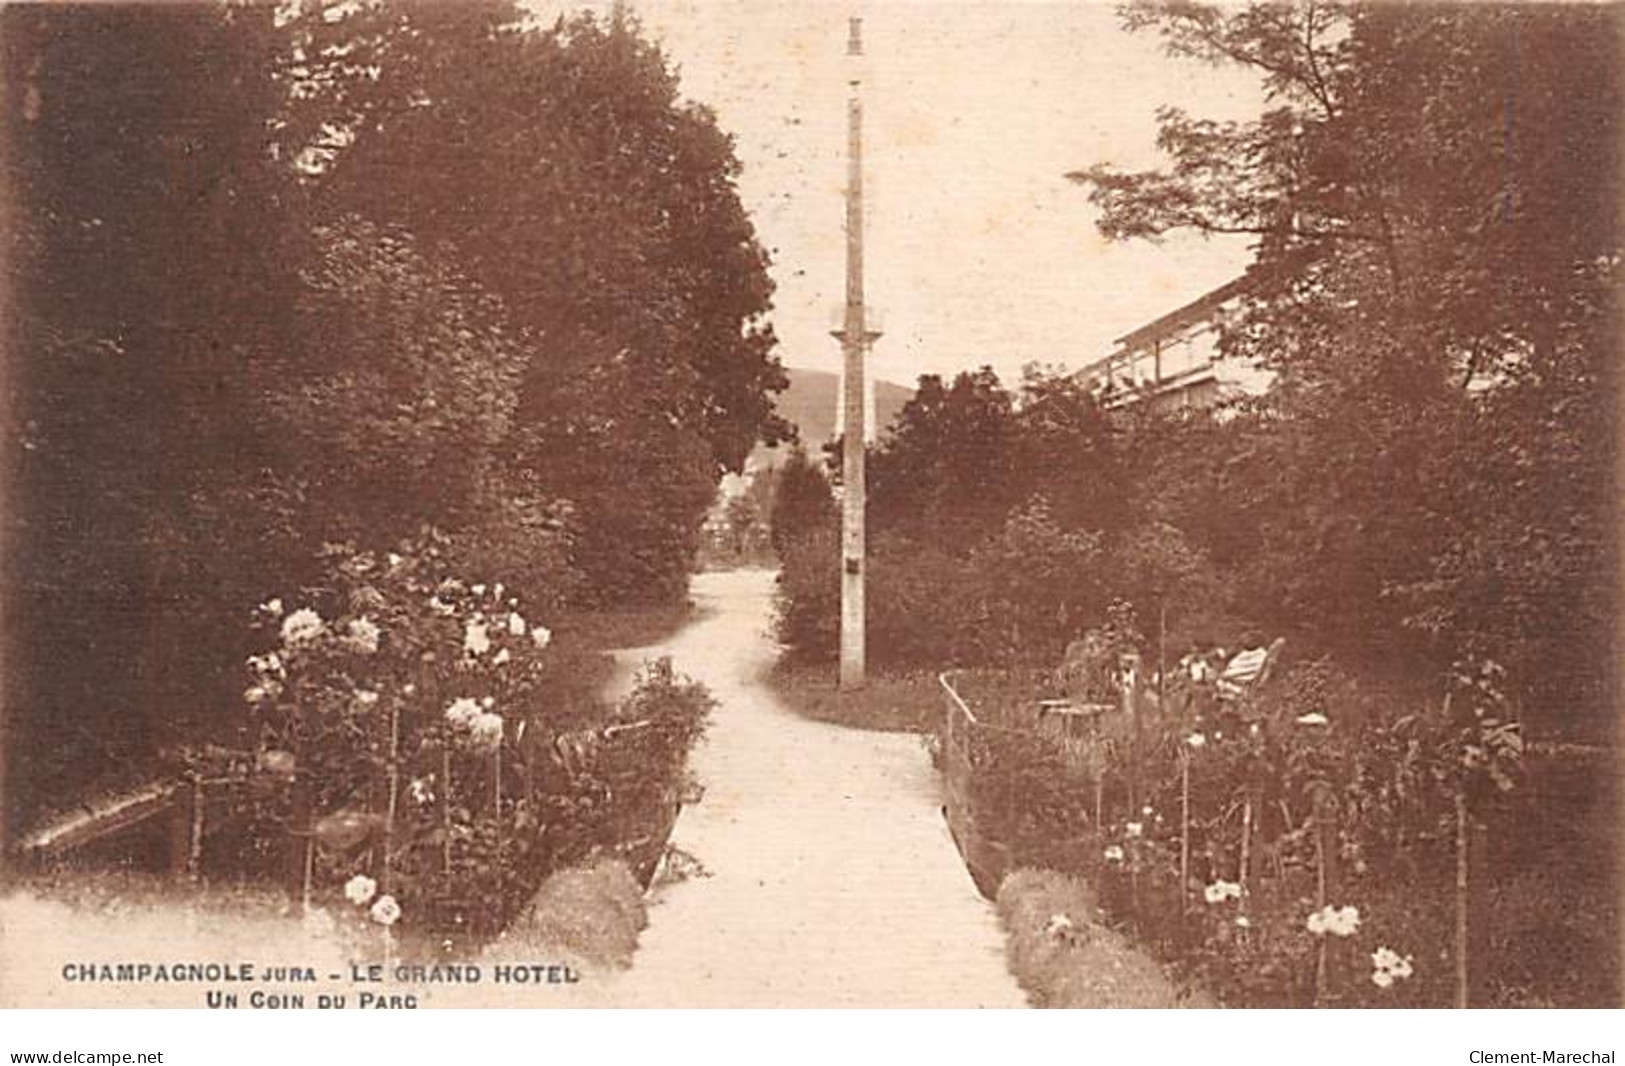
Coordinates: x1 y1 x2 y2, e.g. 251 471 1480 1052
11 541 713 959
937 663 1619 1008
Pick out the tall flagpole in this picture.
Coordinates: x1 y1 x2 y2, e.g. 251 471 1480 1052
833 15 878 690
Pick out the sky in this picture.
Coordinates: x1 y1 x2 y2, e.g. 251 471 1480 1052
560 1 1268 387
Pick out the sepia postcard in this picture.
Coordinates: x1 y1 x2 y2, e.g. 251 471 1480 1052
0 0 1619 1011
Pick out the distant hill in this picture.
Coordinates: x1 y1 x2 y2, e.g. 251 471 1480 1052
764 367 915 458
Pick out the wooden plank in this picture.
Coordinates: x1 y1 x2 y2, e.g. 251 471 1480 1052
20 781 181 859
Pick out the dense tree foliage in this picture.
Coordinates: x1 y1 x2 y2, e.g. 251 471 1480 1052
777 367 1135 668
2 4 297 811
1072 1 1619 726
1 3 785 821
768 445 836 558
281 2 789 601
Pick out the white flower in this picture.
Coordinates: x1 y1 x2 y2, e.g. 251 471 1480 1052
493 648 512 666
387 552 403 568
1295 712 1330 726
531 625 552 650
281 608 326 646
468 712 504 754
1307 904 1361 938
1125 821 1144 839
344 617 381 655
259 598 285 617
244 686 269 705
1204 880 1243 904
1234 915 1251 928
428 595 455 616
481 696 495 708
493 583 505 601
463 619 491 658
1371 946 1414 983
343 874 377 906
1103 845 1125 863
1187 732 1207 748
369 894 401 927
248 652 285 677
408 778 433 805
444 697 481 729
352 689 379 710
507 612 527 637
402 683 416 696
1141 805 1154 817
471 584 486 597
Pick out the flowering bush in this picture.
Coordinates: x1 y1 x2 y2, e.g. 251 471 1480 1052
234 533 709 941
942 657 1589 1006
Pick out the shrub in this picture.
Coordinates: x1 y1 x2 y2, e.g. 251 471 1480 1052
768 445 836 557
960 497 1106 665
231 535 709 940
773 527 841 663
773 503 1106 670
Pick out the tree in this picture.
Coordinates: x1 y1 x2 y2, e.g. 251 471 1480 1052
279 4 790 602
1069 2 1620 725
1010 365 1127 536
769 446 836 559
262 217 527 539
2 4 297 817
868 368 1020 545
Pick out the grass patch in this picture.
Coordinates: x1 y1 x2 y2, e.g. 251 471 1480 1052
995 868 1215 1009
556 600 698 653
768 662 942 733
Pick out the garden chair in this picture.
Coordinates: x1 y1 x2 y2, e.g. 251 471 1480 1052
1215 637 1286 702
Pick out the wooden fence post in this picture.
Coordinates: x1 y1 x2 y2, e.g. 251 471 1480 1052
1454 788 1490 1007
1179 748 1191 920
1121 650 1141 814
166 780 193 880
383 703 399 891
1312 786 1331 1007
187 777 205 880
284 777 313 900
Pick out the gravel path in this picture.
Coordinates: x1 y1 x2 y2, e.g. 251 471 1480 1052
0 569 1023 1008
586 568 1025 1007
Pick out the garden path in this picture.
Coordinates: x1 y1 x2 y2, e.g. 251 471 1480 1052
0 569 1022 1008
582 568 1026 1007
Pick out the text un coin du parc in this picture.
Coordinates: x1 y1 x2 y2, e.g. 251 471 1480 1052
1471 1054 1615 1064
